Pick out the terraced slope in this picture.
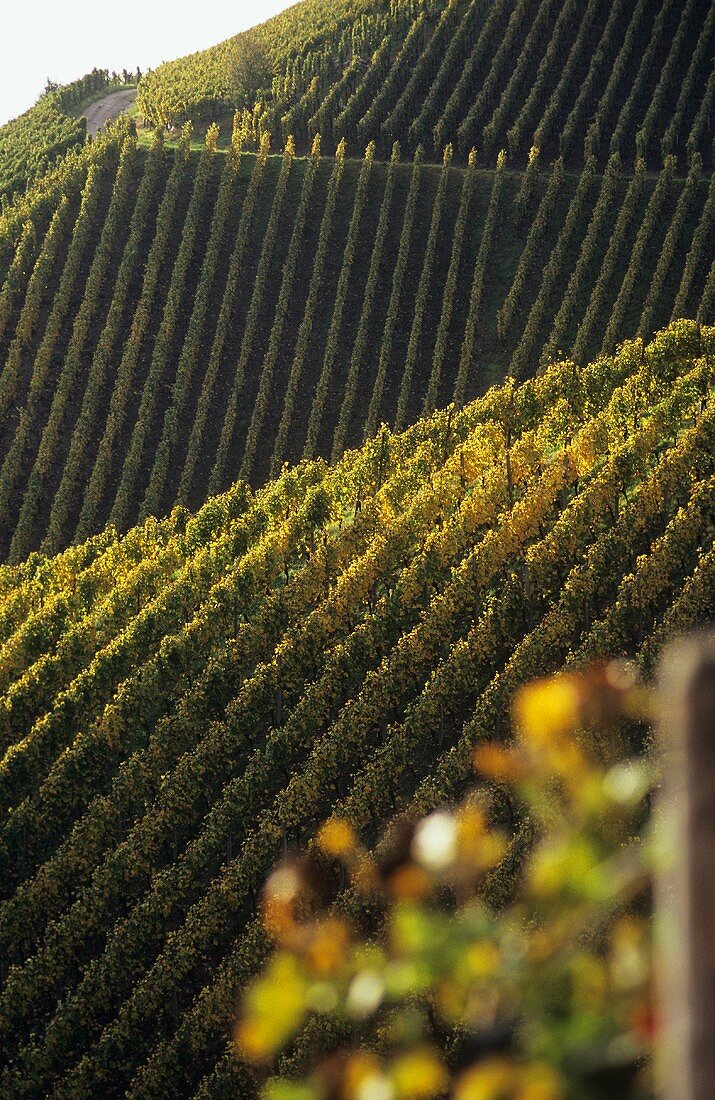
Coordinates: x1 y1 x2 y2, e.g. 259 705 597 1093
0 125 712 562
0 320 713 1098
138 0 715 168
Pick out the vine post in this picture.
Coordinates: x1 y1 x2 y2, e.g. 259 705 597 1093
658 632 715 1100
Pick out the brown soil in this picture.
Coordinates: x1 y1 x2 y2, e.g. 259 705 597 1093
83 89 137 135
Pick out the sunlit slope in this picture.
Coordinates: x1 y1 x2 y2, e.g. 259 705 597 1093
137 0 385 130
0 321 713 1097
0 70 118 202
137 0 715 168
0 100 84 203
0 126 713 562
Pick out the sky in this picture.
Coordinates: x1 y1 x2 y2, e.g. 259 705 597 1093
0 0 295 126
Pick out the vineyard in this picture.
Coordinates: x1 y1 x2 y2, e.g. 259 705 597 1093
0 71 118 203
0 320 713 1096
0 103 85 206
0 0 713 1093
137 0 715 168
0 122 713 561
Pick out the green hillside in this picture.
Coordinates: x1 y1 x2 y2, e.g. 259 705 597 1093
0 71 122 204
0 122 712 562
137 0 715 168
0 321 713 1097
0 0 714 1093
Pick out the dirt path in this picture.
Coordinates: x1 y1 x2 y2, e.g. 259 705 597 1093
83 89 137 135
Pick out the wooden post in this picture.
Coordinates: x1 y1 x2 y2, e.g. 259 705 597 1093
657 632 715 1099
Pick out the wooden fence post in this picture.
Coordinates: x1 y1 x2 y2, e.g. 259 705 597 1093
657 632 715 1099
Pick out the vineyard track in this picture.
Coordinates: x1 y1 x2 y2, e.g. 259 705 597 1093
83 90 138 136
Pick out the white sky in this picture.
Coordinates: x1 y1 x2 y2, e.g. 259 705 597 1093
0 0 295 126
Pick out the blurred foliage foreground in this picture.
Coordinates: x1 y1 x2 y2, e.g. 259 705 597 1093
236 664 658 1099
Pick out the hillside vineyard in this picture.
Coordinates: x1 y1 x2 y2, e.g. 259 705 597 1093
137 0 715 169
0 124 713 561
0 71 115 203
0 323 713 1097
0 0 714 1094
